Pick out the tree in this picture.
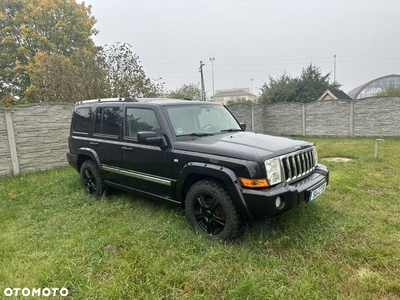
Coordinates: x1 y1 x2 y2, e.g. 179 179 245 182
102 43 164 98
376 84 400 97
168 83 201 100
25 43 165 103
259 64 341 104
0 0 98 101
258 72 299 104
26 49 110 103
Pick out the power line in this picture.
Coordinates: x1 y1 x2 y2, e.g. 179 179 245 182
142 53 400 67
144 61 400 75
98 0 249 23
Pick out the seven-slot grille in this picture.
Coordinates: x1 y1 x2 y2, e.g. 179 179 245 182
280 148 316 183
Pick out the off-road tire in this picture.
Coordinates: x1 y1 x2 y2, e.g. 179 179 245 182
185 179 244 241
80 160 106 198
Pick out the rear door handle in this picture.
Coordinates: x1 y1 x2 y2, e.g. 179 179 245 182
121 146 133 151
90 142 99 146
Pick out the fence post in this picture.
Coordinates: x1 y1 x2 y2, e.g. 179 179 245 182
4 109 19 175
350 101 354 137
302 103 306 136
251 105 255 132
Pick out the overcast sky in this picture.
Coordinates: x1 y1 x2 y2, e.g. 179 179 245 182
85 0 400 96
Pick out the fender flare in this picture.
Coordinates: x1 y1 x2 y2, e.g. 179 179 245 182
176 162 254 221
77 147 103 173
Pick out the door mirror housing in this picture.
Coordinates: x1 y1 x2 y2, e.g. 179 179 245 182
240 123 246 131
137 131 167 148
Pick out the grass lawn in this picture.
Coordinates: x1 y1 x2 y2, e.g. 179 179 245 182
1 137 399 299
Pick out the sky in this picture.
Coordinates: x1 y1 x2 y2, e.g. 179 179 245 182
85 0 400 96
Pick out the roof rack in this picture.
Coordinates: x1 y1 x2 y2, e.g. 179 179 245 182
77 97 138 104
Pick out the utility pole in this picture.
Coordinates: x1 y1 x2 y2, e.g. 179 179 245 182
210 57 215 96
199 61 206 101
250 78 253 94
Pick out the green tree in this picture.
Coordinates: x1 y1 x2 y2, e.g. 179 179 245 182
168 83 201 100
376 84 400 97
258 72 298 104
102 43 164 98
0 0 97 101
259 64 341 104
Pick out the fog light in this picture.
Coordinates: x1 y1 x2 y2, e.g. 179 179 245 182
275 196 285 209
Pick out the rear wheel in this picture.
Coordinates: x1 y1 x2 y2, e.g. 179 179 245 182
185 179 244 241
80 160 106 198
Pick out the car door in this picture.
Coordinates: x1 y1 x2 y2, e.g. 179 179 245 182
92 104 122 182
117 105 174 197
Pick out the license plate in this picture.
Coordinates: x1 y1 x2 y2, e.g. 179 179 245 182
309 181 327 202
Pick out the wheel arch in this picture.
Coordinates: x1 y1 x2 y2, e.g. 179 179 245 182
176 162 254 221
76 148 102 173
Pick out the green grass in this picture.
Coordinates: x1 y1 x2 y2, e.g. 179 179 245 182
1 137 399 299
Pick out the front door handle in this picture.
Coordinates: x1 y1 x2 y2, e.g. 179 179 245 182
121 146 133 151
90 142 99 146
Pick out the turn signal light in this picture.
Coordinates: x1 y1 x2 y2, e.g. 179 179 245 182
239 177 269 188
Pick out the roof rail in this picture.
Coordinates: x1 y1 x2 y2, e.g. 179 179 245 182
77 97 138 104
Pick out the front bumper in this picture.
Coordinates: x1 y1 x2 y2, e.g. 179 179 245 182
243 164 329 220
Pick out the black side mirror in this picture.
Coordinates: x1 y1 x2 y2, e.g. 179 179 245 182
240 123 246 131
137 131 167 148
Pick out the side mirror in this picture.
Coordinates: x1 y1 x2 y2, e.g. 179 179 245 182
137 131 167 148
240 123 246 131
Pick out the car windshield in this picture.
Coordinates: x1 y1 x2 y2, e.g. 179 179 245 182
165 104 242 137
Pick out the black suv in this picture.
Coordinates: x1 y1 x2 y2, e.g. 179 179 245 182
67 98 329 241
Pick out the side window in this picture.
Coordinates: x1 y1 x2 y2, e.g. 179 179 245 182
73 107 92 133
125 108 161 139
94 106 120 136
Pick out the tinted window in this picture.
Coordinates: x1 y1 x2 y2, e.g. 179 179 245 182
73 107 92 133
125 108 161 138
94 107 120 136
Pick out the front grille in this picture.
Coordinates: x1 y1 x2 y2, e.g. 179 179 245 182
280 148 316 183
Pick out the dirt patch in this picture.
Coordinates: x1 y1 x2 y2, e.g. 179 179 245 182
322 157 354 162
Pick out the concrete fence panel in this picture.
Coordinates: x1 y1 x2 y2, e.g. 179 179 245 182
263 103 303 136
305 100 352 137
354 97 400 137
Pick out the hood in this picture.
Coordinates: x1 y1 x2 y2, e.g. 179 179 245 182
174 132 313 161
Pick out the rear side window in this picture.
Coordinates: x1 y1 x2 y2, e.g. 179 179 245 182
125 108 161 138
73 107 92 133
95 106 121 136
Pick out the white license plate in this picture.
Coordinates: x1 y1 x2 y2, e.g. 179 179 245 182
309 181 327 202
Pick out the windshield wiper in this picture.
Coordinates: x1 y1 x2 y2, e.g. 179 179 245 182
187 132 214 137
220 128 242 132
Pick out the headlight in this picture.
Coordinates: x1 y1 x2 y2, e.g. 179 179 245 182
312 146 318 166
264 157 282 186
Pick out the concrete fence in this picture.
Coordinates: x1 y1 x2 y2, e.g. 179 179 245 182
1 97 399 177
0 104 73 176
228 97 400 137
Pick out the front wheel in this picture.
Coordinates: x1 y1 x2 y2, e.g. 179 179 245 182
185 179 244 241
80 160 106 198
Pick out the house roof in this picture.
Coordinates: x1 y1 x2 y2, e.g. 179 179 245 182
318 89 352 101
211 89 256 99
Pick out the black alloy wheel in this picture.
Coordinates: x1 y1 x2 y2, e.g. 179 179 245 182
185 179 244 241
80 160 106 198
